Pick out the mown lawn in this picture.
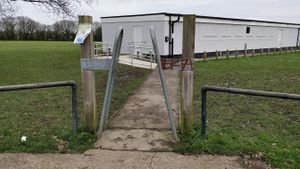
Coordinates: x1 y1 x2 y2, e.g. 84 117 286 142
0 41 150 153
177 52 300 169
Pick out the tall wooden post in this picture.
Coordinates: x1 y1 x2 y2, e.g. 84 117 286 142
79 16 97 132
180 15 195 135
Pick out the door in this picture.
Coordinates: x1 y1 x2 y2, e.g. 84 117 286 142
133 26 143 55
277 29 283 48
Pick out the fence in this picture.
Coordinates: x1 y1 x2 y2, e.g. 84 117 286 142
0 81 78 133
200 85 300 138
201 46 300 61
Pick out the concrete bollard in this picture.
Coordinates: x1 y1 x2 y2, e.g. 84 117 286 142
203 51 207 61
235 49 238 58
216 50 218 59
260 48 263 55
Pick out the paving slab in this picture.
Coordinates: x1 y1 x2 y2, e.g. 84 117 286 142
109 69 179 130
95 129 173 151
0 149 260 169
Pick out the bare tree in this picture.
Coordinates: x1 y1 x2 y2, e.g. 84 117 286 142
0 0 95 17
53 20 76 41
16 16 38 40
0 17 17 39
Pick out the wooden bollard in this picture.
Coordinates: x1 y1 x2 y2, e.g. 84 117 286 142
244 44 247 57
226 49 229 59
203 51 207 61
79 15 97 132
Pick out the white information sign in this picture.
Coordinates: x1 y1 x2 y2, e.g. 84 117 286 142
74 24 92 44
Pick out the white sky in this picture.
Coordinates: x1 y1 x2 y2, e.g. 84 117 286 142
16 0 300 24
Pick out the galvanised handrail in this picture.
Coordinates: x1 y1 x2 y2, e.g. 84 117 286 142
0 80 78 133
201 86 300 138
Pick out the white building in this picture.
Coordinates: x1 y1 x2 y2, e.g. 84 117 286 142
101 13 300 57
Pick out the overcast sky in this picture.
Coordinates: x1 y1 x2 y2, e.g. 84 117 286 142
16 0 300 24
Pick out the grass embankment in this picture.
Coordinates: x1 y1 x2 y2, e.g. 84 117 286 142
0 41 150 153
177 52 300 169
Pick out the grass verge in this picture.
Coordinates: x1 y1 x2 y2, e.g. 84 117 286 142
176 52 300 169
0 41 150 153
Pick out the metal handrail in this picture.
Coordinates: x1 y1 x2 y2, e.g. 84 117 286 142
201 85 300 138
0 81 78 133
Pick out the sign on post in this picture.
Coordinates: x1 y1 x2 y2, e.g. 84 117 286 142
76 15 97 132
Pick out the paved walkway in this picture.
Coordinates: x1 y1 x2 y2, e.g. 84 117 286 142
0 69 271 169
95 69 178 151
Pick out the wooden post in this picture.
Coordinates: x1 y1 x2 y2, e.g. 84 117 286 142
252 49 255 56
260 48 263 55
235 49 238 58
79 16 97 132
215 50 218 59
203 51 207 61
180 15 195 135
244 44 247 57
226 49 229 59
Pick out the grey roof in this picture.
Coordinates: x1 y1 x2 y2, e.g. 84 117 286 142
101 12 300 26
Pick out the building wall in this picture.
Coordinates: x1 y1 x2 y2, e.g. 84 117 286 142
102 14 300 56
172 22 299 54
102 15 167 55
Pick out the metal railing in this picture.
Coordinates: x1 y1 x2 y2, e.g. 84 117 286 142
201 86 300 138
150 27 178 141
0 81 78 133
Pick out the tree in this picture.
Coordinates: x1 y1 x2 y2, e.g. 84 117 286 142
16 16 38 40
0 0 95 17
93 22 102 42
53 20 76 41
0 17 17 40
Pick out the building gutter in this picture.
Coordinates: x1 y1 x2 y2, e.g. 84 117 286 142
168 15 180 57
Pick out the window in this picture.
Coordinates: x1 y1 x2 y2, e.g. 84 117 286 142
246 27 251 34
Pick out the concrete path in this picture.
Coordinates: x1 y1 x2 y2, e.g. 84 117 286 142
95 69 178 151
0 69 271 169
0 149 255 169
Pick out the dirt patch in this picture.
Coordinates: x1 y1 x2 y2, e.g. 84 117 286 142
239 154 274 169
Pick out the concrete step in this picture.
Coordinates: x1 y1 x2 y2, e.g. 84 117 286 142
94 129 174 151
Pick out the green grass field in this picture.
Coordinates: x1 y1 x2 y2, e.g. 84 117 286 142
177 52 300 169
0 41 150 153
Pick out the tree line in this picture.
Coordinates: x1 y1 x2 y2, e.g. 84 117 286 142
0 16 102 41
